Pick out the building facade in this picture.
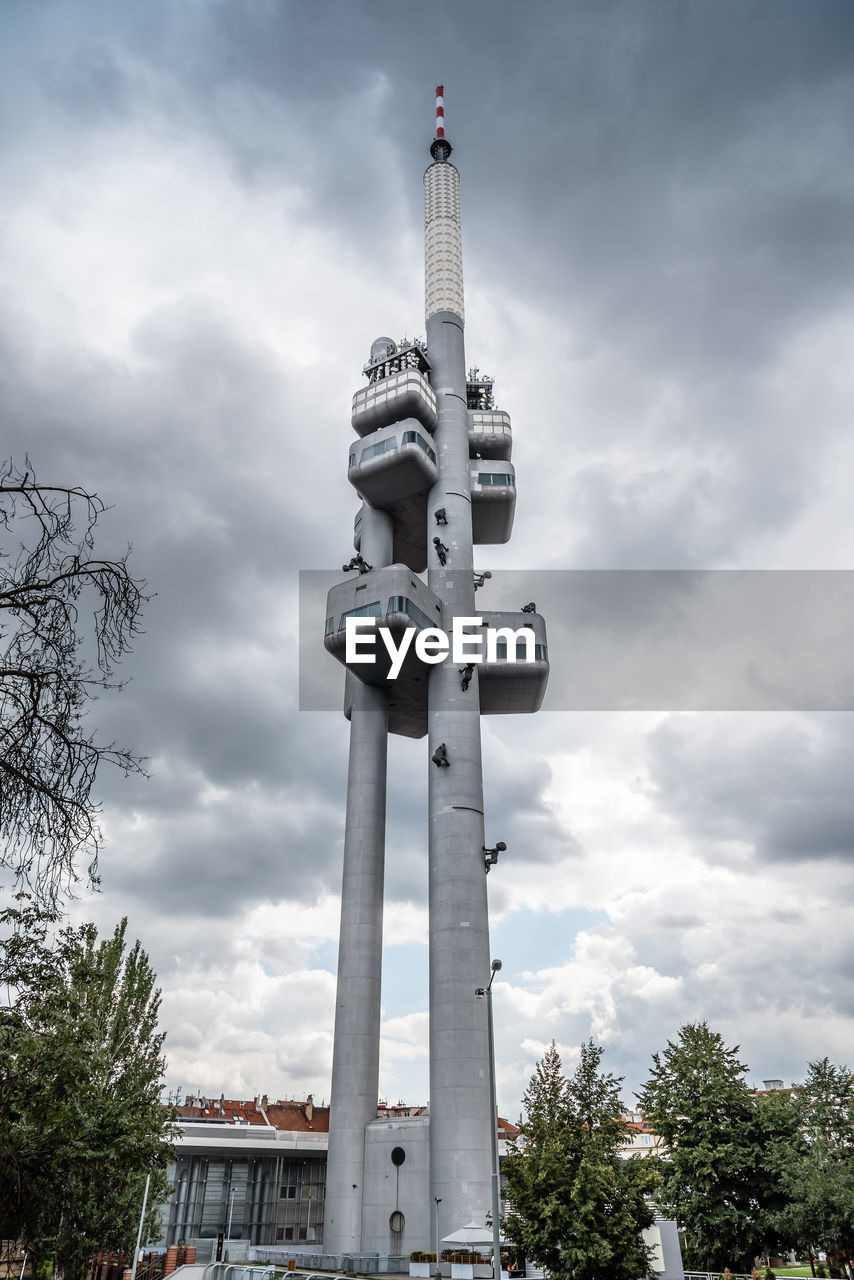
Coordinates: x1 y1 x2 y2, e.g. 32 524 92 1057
156 1097 519 1263
161 1097 330 1250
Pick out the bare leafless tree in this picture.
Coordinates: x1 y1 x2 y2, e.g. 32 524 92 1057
1 458 147 904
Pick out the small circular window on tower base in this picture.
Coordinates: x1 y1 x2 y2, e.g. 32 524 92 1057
391 1145 406 1166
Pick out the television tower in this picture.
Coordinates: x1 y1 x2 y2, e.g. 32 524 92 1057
323 87 548 1256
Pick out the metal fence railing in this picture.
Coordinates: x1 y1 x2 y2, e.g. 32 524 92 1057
684 1273 754 1280
204 1264 279 1280
244 1251 410 1276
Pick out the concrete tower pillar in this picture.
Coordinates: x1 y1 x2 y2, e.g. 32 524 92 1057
424 140 493 1231
324 503 393 1254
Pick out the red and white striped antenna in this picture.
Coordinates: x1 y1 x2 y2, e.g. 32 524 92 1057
430 84 453 162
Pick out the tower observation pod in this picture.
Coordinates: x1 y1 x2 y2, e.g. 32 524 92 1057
323 88 549 1259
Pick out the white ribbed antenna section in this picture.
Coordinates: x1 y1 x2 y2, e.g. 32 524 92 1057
425 159 464 323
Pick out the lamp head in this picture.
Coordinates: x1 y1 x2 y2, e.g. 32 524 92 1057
491 958 503 972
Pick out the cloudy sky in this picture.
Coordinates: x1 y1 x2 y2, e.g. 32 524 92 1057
3 0 854 1116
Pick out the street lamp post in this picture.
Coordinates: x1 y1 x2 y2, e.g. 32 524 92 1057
130 1173 151 1280
433 1196 442 1280
476 959 503 1280
225 1185 237 1262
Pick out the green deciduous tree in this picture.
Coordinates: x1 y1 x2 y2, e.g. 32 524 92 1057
773 1058 854 1276
502 1040 660 1280
1 458 146 904
637 1022 774 1272
0 899 176 1280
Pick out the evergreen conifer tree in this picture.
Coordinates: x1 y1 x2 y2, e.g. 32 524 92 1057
0 901 176 1280
637 1021 766 1272
503 1040 659 1280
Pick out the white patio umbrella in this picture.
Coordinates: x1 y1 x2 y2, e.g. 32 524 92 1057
442 1223 505 1246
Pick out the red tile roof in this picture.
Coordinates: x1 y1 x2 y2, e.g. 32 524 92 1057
177 1094 330 1131
266 1099 330 1132
178 1097 268 1125
177 1094 518 1139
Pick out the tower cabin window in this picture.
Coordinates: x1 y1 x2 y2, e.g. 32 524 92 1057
401 431 437 464
386 597 438 632
361 437 398 463
338 601 382 630
491 640 548 661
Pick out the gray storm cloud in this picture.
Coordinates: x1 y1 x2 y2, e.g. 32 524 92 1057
1 0 853 1107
